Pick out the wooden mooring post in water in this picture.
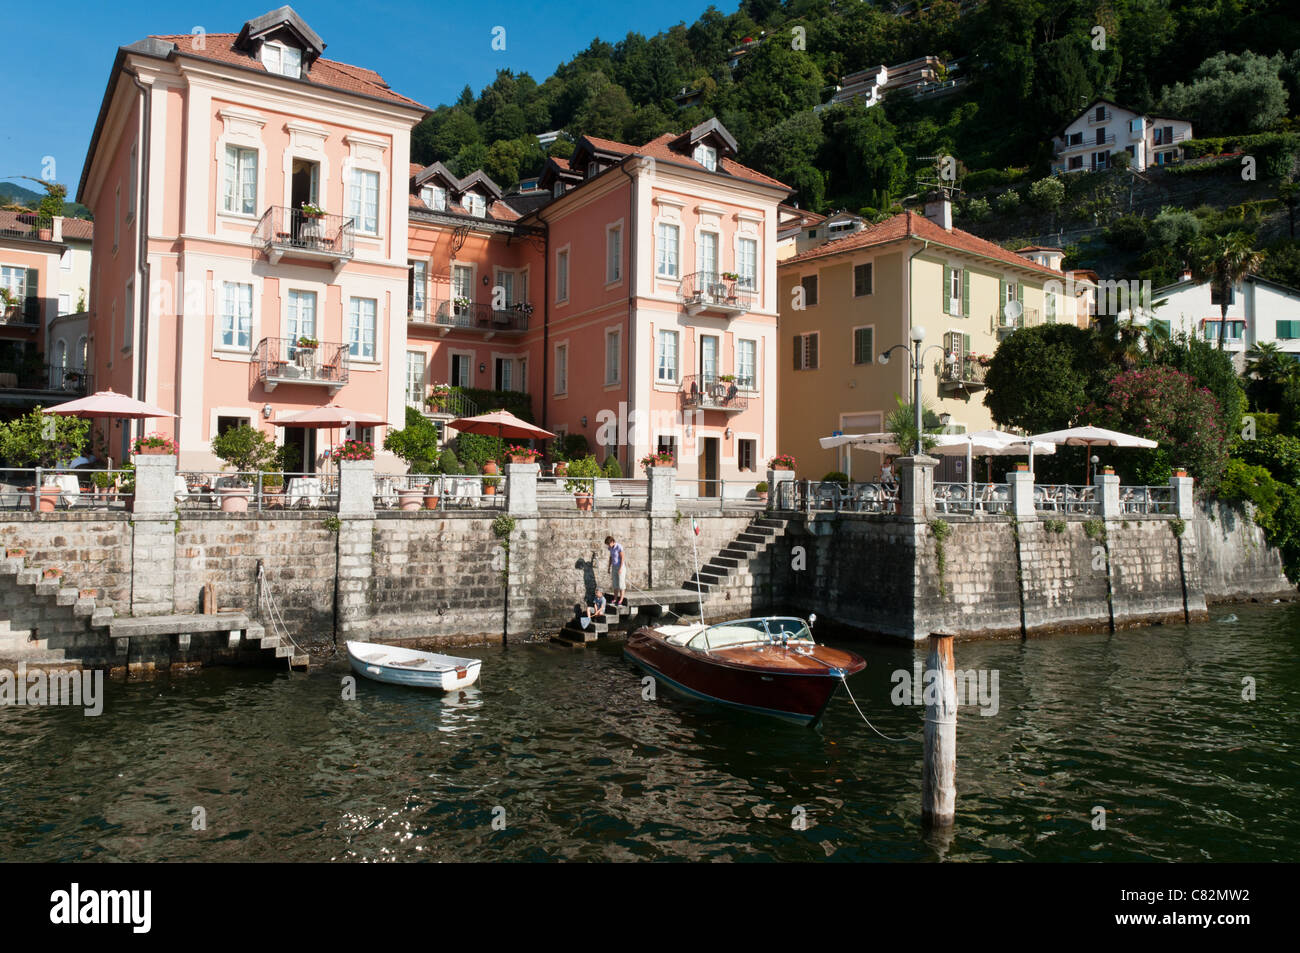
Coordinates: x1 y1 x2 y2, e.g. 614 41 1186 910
922 630 957 827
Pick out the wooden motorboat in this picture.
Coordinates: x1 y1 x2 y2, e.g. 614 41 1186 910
345 640 481 691
624 616 865 726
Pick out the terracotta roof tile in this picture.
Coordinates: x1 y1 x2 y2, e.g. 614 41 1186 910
782 211 1062 278
147 33 427 110
60 218 93 240
578 132 788 190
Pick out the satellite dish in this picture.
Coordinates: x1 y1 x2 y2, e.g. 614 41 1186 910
1003 299 1023 326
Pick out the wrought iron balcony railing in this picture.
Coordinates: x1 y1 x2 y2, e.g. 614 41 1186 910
939 357 988 389
681 374 750 413
410 299 530 335
252 337 349 394
255 207 355 265
0 364 91 394
679 271 756 315
0 214 54 242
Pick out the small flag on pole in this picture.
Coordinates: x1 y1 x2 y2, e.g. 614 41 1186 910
691 516 700 536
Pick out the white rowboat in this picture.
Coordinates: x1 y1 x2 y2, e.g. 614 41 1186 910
345 640 482 691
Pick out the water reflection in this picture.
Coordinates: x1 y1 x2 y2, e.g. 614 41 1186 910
1 603 1297 862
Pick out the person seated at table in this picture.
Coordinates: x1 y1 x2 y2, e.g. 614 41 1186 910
880 457 896 491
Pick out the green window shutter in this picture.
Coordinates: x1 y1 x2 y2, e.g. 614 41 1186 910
23 268 38 323
998 277 1006 305
1016 283 1024 304
963 333 971 358
961 269 971 317
942 264 952 314
808 333 819 369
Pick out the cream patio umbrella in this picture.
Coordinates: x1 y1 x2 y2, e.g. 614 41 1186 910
1027 425 1158 484
43 389 177 468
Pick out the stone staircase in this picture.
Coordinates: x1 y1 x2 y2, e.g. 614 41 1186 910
551 516 789 648
682 516 788 599
1 552 305 669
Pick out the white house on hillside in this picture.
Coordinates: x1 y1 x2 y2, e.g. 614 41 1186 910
1052 99 1193 174
1147 273 1300 368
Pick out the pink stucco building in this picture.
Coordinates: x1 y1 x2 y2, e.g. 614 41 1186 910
78 6 788 490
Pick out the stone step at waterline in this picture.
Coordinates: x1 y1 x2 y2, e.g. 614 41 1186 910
2 553 308 670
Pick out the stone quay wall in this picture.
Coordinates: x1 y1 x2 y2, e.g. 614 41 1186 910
1 457 1293 668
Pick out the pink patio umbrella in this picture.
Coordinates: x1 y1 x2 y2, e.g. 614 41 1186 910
43 389 177 468
447 409 556 442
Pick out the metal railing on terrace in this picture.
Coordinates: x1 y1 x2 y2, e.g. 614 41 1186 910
423 388 481 418
1032 484 1099 515
0 364 91 394
675 478 769 511
773 479 897 514
680 374 750 413
412 299 530 335
939 357 987 388
0 467 134 512
0 214 53 242
176 471 339 511
254 207 355 263
679 271 757 315
375 473 506 511
252 337 349 392
933 481 1011 515
537 476 647 511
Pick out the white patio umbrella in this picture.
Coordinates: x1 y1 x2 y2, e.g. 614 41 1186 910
929 429 1057 494
1028 425 1158 484
819 432 909 479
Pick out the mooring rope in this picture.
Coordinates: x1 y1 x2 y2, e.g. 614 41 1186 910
837 673 920 743
257 565 306 669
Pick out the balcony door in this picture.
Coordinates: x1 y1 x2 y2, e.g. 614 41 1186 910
291 158 319 210
699 334 719 388
698 436 719 497
283 428 317 475
452 265 473 318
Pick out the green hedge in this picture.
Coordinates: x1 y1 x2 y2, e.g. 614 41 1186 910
961 166 1030 193
458 387 534 421
1178 132 1300 177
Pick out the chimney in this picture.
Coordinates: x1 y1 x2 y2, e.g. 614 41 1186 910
924 192 952 230
52 215 63 242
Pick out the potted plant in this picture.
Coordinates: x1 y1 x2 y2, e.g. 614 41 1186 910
507 444 541 464
1014 462 1030 472
5 547 27 558
482 473 501 496
133 433 178 456
640 450 675 472
565 454 600 510
211 424 283 512
329 438 375 463
91 470 115 499
1172 466 1189 478
397 484 425 509
768 453 797 472
755 480 769 502
1100 465 1116 476
261 470 284 507
301 202 325 219
482 458 501 476
42 567 63 580
454 295 472 313
721 271 740 282
718 373 736 383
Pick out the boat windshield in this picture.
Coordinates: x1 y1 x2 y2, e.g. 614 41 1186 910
686 617 814 652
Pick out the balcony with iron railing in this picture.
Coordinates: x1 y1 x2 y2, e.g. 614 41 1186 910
423 387 481 418
252 337 349 394
0 364 91 395
939 356 988 392
680 374 750 413
0 214 54 243
0 297 39 327
679 272 757 316
410 298 531 338
1056 133 1115 155
995 307 1039 340
255 207 355 269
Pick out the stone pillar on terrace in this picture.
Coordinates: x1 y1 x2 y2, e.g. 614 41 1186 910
647 466 676 515
1095 472 1122 519
1171 474 1195 519
336 460 375 518
766 467 796 509
896 454 939 521
506 463 538 516
1007 470 1037 522
130 453 178 515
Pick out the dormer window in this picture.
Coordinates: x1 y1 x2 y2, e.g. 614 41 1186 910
261 41 302 78
421 185 447 211
465 192 486 217
586 163 599 180
553 182 564 198
693 144 718 171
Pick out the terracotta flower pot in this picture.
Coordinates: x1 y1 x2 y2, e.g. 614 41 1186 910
509 455 535 464
1014 463 1029 472
772 464 793 471
482 460 500 476
218 487 250 512
1172 469 1188 478
575 492 593 511
483 484 498 496
397 488 424 511
38 486 59 512
423 494 440 510
5 548 26 558
136 445 170 455
553 463 567 477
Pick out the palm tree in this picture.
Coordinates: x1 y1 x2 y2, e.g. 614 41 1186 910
1245 341 1299 412
1188 232 1264 351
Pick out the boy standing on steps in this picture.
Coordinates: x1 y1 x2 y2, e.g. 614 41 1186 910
605 535 627 606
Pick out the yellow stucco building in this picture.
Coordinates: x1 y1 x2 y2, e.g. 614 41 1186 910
776 201 1092 480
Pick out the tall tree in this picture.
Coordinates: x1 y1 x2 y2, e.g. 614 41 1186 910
1188 232 1265 351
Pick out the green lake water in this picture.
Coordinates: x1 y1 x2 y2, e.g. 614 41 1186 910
2 603 1297 862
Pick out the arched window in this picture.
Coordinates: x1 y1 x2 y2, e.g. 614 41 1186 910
77 336 87 368
54 339 67 368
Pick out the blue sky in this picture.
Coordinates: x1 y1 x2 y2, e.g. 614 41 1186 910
0 0 730 198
